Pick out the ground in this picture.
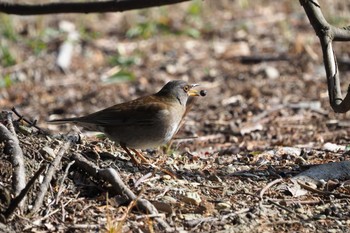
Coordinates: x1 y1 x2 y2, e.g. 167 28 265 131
1 0 350 232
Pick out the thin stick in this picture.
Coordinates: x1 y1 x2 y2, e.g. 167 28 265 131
266 199 296 215
56 160 75 203
121 145 140 164
30 139 73 214
131 148 150 164
72 153 173 232
11 107 48 135
0 120 26 210
186 208 251 228
4 164 46 219
5 112 16 136
297 180 350 199
259 178 284 199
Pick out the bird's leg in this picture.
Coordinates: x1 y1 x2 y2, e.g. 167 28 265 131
130 149 150 164
134 150 178 179
124 148 177 178
121 145 140 164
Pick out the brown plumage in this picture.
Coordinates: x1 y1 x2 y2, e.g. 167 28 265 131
49 80 201 163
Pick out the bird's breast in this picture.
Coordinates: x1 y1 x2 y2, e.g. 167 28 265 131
104 103 185 149
163 122 178 143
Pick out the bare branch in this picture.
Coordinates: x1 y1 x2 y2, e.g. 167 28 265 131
4 165 46 219
55 160 75 204
0 0 192 15
259 178 284 200
11 107 49 135
0 114 26 210
30 138 74 214
333 27 350 41
72 153 173 232
300 0 350 112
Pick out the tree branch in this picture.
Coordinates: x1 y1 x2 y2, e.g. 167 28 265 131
4 165 46 219
300 0 350 113
72 153 173 232
30 137 75 214
0 113 26 211
0 0 192 15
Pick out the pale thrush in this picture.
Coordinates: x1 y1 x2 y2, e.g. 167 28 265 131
49 80 203 163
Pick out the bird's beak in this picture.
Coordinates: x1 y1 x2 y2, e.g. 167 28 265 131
188 84 200 96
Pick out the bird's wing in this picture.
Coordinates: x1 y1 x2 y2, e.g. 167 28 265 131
77 95 170 127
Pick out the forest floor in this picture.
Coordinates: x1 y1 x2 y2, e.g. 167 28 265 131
1 0 350 232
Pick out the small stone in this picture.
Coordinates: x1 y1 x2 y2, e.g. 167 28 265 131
226 164 237 173
323 142 345 152
162 175 172 180
295 157 306 165
264 66 279 79
216 202 231 210
328 229 339 233
182 213 202 221
162 196 177 204
181 192 201 205
40 146 56 161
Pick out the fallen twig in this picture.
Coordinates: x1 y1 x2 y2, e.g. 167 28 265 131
5 112 17 137
11 107 48 135
135 213 166 220
55 160 75 204
259 178 284 199
68 224 100 230
266 199 299 216
264 220 302 226
3 165 46 219
186 208 251 228
0 116 26 210
134 172 154 188
229 171 261 179
109 196 138 232
30 138 75 214
174 134 226 144
23 196 77 232
297 180 350 199
268 198 321 205
72 153 173 232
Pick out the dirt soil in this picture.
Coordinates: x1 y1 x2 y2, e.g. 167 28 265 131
1 0 350 232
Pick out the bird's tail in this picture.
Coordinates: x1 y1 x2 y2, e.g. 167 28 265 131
48 117 100 132
47 118 79 125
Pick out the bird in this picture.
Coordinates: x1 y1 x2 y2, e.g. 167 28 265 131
48 80 203 164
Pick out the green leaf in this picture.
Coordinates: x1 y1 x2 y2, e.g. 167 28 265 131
95 133 107 140
0 74 12 88
0 15 17 41
103 70 135 84
187 0 202 16
109 55 138 67
27 39 47 55
0 45 16 67
345 144 350 151
184 28 201 38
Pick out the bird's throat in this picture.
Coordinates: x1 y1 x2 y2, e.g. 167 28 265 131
176 96 184 106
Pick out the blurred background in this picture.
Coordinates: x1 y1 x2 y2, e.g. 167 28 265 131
1 0 350 150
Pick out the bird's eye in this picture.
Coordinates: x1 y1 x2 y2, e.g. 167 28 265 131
183 85 189 92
